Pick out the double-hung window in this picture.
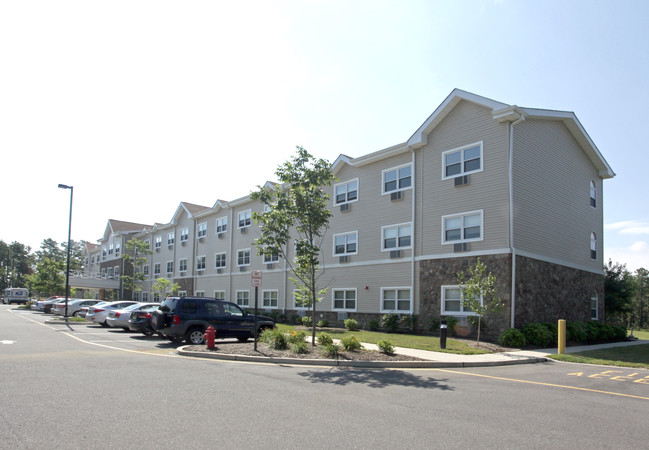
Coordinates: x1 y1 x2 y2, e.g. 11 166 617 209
179 258 187 272
590 181 597 208
381 288 411 313
262 290 278 308
216 217 228 234
382 223 411 250
143 265 149 276
236 291 250 307
442 211 483 244
237 249 251 266
333 289 356 311
263 252 279 264
109 244 114 255
590 233 597 260
334 179 359 204
154 237 162 249
215 252 226 268
167 232 175 245
197 223 207 238
441 286 481 315
154 264 160 277
334 231 358 256
196 255 206 271
214 291 225 301
238 210 252 228
166 261 173 274
180 227 189 242
442 142 483 179
383 164 412 193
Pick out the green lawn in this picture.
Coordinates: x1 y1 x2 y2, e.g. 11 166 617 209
276 324 490 355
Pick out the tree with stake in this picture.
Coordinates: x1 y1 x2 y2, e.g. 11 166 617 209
251 147 335 346
152 277 180 300
457 258 503 346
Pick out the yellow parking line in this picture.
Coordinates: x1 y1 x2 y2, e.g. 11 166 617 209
426 368 649 401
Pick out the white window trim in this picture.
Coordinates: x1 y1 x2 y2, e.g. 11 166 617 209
154 237 162 248
262 289 279 309
333 230 359 256
238 209 252 229
441 210 484 245
196 255 206 271
153 263 161 275
591 292 599 320
166 260 173 274
293 289 310 310
236 290 250 307
380 287 412 314
334 178 359 205
214 290 225 301
382 163 413 195
197 222 208 238
441 285 482 316
180 227 189 241
215 252 227 268
143 265 149 276
263 253 279 264
441 141 484 180
178 258 188 272
590 232 597 260
332 288 357 312
216 216 228 234
237 248 251 267
167 232 175 245
381 222 412 251
590 181 597 208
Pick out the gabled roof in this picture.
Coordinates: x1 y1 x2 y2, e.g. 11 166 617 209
169 202 212 224
100 219 152 242
407 88 614 179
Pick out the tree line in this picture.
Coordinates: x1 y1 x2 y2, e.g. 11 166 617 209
605 260 649 330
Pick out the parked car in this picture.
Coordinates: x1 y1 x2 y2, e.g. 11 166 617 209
32 296 66 312
52 299 102 317
128 304 164 336
43 298 69 314
86 301 139 326
106 303 159 330
150 296 275 345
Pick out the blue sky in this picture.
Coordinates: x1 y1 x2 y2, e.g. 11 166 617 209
1 0 647 271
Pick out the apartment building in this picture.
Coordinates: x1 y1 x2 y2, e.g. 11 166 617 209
82 89 614 335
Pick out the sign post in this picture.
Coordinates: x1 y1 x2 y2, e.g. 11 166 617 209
251 270 262 351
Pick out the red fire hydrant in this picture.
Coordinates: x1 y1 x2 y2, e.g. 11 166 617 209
203 326 216 349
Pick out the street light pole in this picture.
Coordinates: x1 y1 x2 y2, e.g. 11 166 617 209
58 184 73 318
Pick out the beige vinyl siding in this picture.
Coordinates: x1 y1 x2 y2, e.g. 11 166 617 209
417 100 511 256
512 119 603 271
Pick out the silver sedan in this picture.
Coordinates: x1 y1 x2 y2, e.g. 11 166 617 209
106 303 160 330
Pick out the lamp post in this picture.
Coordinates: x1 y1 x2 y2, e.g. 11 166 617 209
58 184 73 318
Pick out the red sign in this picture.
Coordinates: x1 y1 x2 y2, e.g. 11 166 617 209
251 270 262 287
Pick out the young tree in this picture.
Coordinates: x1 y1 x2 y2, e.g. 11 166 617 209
152 277 180 300
251 146 336 346
121 239 153 300
604 260 634 324
456 258 504 345
631 268 648 329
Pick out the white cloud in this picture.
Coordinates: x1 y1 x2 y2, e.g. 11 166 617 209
605 220 649 235
606 241 649 272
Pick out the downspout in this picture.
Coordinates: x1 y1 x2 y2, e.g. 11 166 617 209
192 219 197 296
411 149 416 315
509 113 525 328
228 208 234 302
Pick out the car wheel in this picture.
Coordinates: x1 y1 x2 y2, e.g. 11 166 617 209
237 336 249 342
185 328 205 345
100 321 109 327
150 310 165 330
72 310 82 317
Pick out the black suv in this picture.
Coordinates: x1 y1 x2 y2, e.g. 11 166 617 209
150 297 275 345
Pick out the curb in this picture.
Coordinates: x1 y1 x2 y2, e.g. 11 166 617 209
176 346 547 368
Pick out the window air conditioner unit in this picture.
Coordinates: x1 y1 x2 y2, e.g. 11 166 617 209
180 271 186 276
339 255 349 263
239 266 246 272
181 241 186 246
390 191 402 201
240 227 247 234
454 175 469 187
340 203 350 212
266 263 274 270
390 250 401 259
216 268 222 274
217 233 224 239
155 248 160 253
337 312 348 321
168 244 173 249
198 237 204 243
454 243 469 253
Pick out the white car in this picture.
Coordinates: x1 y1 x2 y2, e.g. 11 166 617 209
106 303 160 330
31 296 66 311
52 299 102 317
86 301 138 326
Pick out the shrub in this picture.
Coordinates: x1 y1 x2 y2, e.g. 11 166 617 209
287 330 307 345
499 328 526 348
381 313 400 332
290 314 301 325
341 336 363 352
567 321 588 343
316 319 329 327
262 329 289 350
344 318 358 331
444 316 459 336
541 323 558 346
301 315 313 327
316 332 333 346
521 323 553 347
400 315 418 332
611 325 627 341
291 340 310 354
321 343 341 358
368 319 380 331
377 339 395 354
427 317 440 334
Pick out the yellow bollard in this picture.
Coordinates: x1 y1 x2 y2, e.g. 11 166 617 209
558 319 566 354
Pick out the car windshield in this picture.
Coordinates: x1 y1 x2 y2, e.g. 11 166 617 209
159 298 178 313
